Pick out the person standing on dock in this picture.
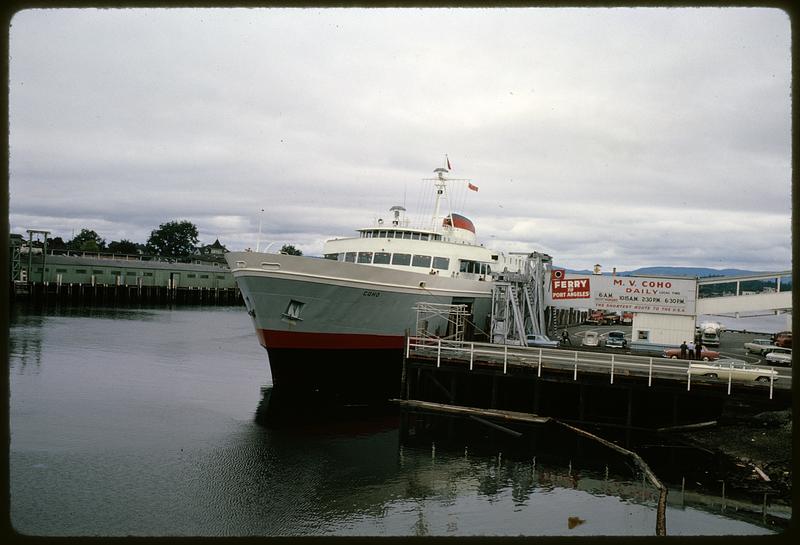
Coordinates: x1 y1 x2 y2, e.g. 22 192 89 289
695 338 703 360
561 329 571 345
680 340 688 359
687 340 695 360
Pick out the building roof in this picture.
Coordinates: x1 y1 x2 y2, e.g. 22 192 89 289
35 253 230 272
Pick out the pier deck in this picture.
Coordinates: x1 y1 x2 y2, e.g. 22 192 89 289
401 336 790 429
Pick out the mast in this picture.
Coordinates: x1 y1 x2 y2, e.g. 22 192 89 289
431 167 451 233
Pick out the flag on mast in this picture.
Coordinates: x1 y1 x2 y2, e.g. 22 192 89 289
468 182 479 192
446 155 451 171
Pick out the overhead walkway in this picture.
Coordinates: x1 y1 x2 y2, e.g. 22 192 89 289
696 271 792 315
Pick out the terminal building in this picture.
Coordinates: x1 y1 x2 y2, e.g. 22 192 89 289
546 265 791 352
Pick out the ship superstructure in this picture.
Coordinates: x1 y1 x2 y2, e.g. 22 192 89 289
226 166 540 400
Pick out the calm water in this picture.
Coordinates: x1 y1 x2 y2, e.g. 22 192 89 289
8 305 785 536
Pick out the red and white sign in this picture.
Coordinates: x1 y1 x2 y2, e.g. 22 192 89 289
551 270 590 299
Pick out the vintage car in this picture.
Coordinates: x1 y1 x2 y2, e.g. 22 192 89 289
581 331 601 347
662 346 720 361
772 331 792 348
604 330 628 349
743 338 778 355
688 360 779 383
525 334 559 349
765 347 791 366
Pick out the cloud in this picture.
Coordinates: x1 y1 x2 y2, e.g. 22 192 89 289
8 7 791 272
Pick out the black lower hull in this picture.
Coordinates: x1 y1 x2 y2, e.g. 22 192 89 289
265 347 404 402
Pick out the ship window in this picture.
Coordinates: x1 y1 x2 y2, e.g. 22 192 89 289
324 253 339 260
392 253 411 266
412 255 432 268
479 264 487 275
393 231 403 238
344 252 356 262
357 252 373 263
76 269 87 274
460 261 469 273
379 230 388 238
412 233 421 240
56 268 68 273
187 274 196 278
432 257 449 270
421 234 429 241
283 300 305 321
145 272 154 277
404 232 412 239
200 274 209 279
373 252 391 264
93 270 103 275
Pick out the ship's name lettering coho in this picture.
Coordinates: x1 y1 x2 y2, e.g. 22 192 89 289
362 290 381 297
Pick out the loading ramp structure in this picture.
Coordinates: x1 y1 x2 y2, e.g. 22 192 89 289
489 251 551 345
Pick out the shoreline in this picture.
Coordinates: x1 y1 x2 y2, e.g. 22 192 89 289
676 405 792 503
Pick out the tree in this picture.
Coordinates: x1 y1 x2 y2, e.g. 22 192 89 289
146 220 199 258
67 229 106 252
48 236 67 250
280 244 303 256
107 239 140 255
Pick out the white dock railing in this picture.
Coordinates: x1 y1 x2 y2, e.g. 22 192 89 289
405 336 786 399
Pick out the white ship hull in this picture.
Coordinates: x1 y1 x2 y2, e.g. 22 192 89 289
227 251 494 399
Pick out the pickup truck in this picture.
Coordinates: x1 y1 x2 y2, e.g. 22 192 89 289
772 331 792 348
585 310 620 326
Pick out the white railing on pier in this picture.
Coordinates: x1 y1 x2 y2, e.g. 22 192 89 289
405 336 786 399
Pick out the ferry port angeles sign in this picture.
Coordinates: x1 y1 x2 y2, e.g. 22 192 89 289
551 269 590 299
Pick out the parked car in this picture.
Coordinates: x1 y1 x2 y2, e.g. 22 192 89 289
604 331 627 349
526 334 559 349
743 338 778 355
688 361 779 383
581 331 601 347
662 346 720 361
765 347 791 366
772 331 792 348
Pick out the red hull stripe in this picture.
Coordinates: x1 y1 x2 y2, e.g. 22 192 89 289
258 329 405 350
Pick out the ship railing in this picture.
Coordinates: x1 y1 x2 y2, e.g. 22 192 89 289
405 336 785 399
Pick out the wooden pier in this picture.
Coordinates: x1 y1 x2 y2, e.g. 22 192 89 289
401 336 791 430
10 281 242 306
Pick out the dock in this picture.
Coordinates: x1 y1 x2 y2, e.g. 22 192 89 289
400 336 791 430
9 252 242 306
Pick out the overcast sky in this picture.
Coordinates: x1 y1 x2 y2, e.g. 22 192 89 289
8 7 792 272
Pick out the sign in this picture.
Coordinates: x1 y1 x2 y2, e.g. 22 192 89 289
594 276 696 315
547 273 697 315
551 269 590 299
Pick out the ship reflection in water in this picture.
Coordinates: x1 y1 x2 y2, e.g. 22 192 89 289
248 387 787 536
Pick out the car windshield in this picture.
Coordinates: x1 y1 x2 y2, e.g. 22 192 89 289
608 332 623 338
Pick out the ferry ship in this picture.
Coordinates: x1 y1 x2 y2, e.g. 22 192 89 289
226 167 533 400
